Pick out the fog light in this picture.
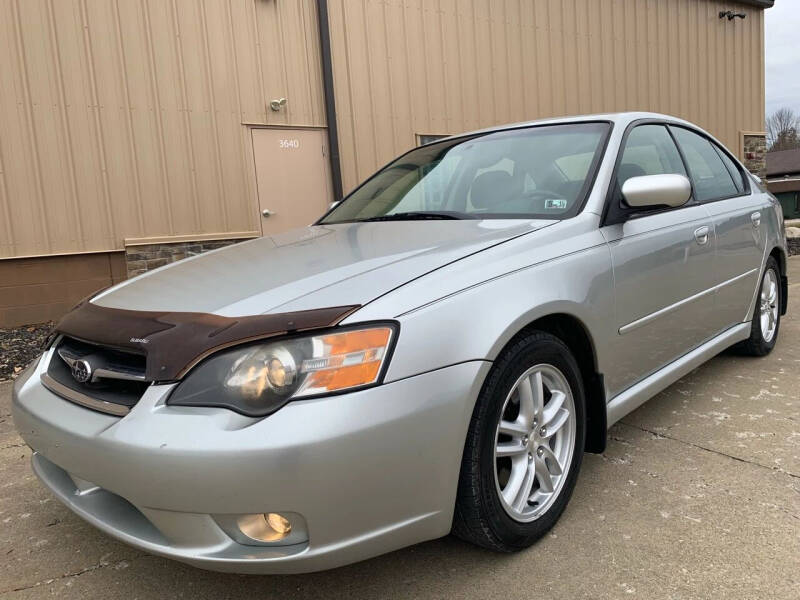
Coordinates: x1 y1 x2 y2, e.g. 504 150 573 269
215 511 307 547
236 512 292 543
266 512 292 534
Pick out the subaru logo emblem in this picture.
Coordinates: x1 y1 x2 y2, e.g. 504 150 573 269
71 359 92 384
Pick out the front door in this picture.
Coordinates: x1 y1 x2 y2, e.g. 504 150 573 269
600 124 717 397
252 128 333 235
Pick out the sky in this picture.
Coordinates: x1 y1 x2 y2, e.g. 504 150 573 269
765 1 800 117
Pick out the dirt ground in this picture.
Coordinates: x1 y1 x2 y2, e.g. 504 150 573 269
1 258 798 599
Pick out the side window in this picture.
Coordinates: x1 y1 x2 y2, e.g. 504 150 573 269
671 127 739 202
618 125 687 189
713 144 746 194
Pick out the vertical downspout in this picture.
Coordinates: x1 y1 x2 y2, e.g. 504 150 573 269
316 0 344 201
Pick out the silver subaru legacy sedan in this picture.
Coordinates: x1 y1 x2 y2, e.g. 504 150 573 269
13 113 788 574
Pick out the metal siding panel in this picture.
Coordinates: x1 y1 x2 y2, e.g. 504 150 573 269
697 0 708 128
175 1 222 234
587 0 605 114
505 0 523 122
57 0 117 253
9 0 54 257
222 1 258 234
519 0 538 120
440 0 462 131
385 0 414 144
301 0 326 126
116 0 161 237
140 0 175 235
327 0 766 192
326 0 358 192
229 0 263 125
147 0 197 235
365 0 394 166
256 0 287 126
344 0 377 186
0 0 30 256
199 0 231 232
87 0 144 243
0 0 767 258
0 0 324 258
46 0 85 252
421 1 441 132
572 0 590 115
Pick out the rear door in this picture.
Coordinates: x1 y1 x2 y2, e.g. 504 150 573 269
600 124 716 398
669 127 766 333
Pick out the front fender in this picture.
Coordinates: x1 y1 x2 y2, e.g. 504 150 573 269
344 217 615 384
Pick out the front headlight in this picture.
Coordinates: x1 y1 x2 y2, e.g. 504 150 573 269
167 323 396 416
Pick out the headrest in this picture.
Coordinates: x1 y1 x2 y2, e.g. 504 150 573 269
470 170 514 209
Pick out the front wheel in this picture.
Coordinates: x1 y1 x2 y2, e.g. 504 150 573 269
734 257 781 357
452 331 585 551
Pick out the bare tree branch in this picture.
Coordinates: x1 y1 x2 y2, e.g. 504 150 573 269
766 108 800 152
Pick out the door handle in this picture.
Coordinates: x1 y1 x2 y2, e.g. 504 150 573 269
261 209 273 218
694 226 710 245
750 211 761 228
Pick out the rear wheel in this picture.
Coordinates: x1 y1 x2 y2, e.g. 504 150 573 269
735 257 781 357
453 331 585 551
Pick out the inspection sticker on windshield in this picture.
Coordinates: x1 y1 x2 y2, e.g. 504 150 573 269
544 198 567 210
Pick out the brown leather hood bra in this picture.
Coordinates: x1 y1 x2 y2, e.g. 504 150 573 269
54 301 360 382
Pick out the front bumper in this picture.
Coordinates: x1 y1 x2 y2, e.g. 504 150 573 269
12 353 489 573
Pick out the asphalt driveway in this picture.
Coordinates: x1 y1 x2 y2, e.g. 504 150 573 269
1 258 798 599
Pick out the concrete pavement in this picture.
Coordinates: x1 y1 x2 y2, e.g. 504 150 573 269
1 259 798 599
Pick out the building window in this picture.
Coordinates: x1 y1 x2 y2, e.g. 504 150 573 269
417 134 448 146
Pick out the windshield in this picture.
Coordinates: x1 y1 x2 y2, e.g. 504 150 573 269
321 122 610 223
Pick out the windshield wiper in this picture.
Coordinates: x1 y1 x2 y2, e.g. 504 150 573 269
358 211 473 222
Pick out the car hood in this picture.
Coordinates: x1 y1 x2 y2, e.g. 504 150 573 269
92 220 555 317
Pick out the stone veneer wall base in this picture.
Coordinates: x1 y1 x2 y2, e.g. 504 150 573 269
741 133 767 179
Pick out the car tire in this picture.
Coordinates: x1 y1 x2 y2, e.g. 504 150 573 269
734 257 781 357
452 330 586 552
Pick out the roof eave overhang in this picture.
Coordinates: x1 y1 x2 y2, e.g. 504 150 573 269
739 0 774 8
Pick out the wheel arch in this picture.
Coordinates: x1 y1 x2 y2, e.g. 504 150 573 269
496 312 607 454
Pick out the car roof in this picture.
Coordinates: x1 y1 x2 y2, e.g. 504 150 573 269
436 112 698 142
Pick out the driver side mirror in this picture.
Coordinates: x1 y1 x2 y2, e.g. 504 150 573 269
621 174 692 210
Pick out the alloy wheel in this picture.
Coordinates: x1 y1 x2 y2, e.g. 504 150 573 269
493 364 576 522
760 268 779 343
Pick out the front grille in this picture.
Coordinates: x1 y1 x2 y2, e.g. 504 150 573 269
42 336 149 416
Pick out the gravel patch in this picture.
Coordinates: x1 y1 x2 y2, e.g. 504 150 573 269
0 322 53 381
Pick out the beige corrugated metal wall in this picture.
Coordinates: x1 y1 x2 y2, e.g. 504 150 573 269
0 0 766 260
327 0 765 193
0 0 325 259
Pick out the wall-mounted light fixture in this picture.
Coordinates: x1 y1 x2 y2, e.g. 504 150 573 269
719 10 746 21
269 97 287 112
